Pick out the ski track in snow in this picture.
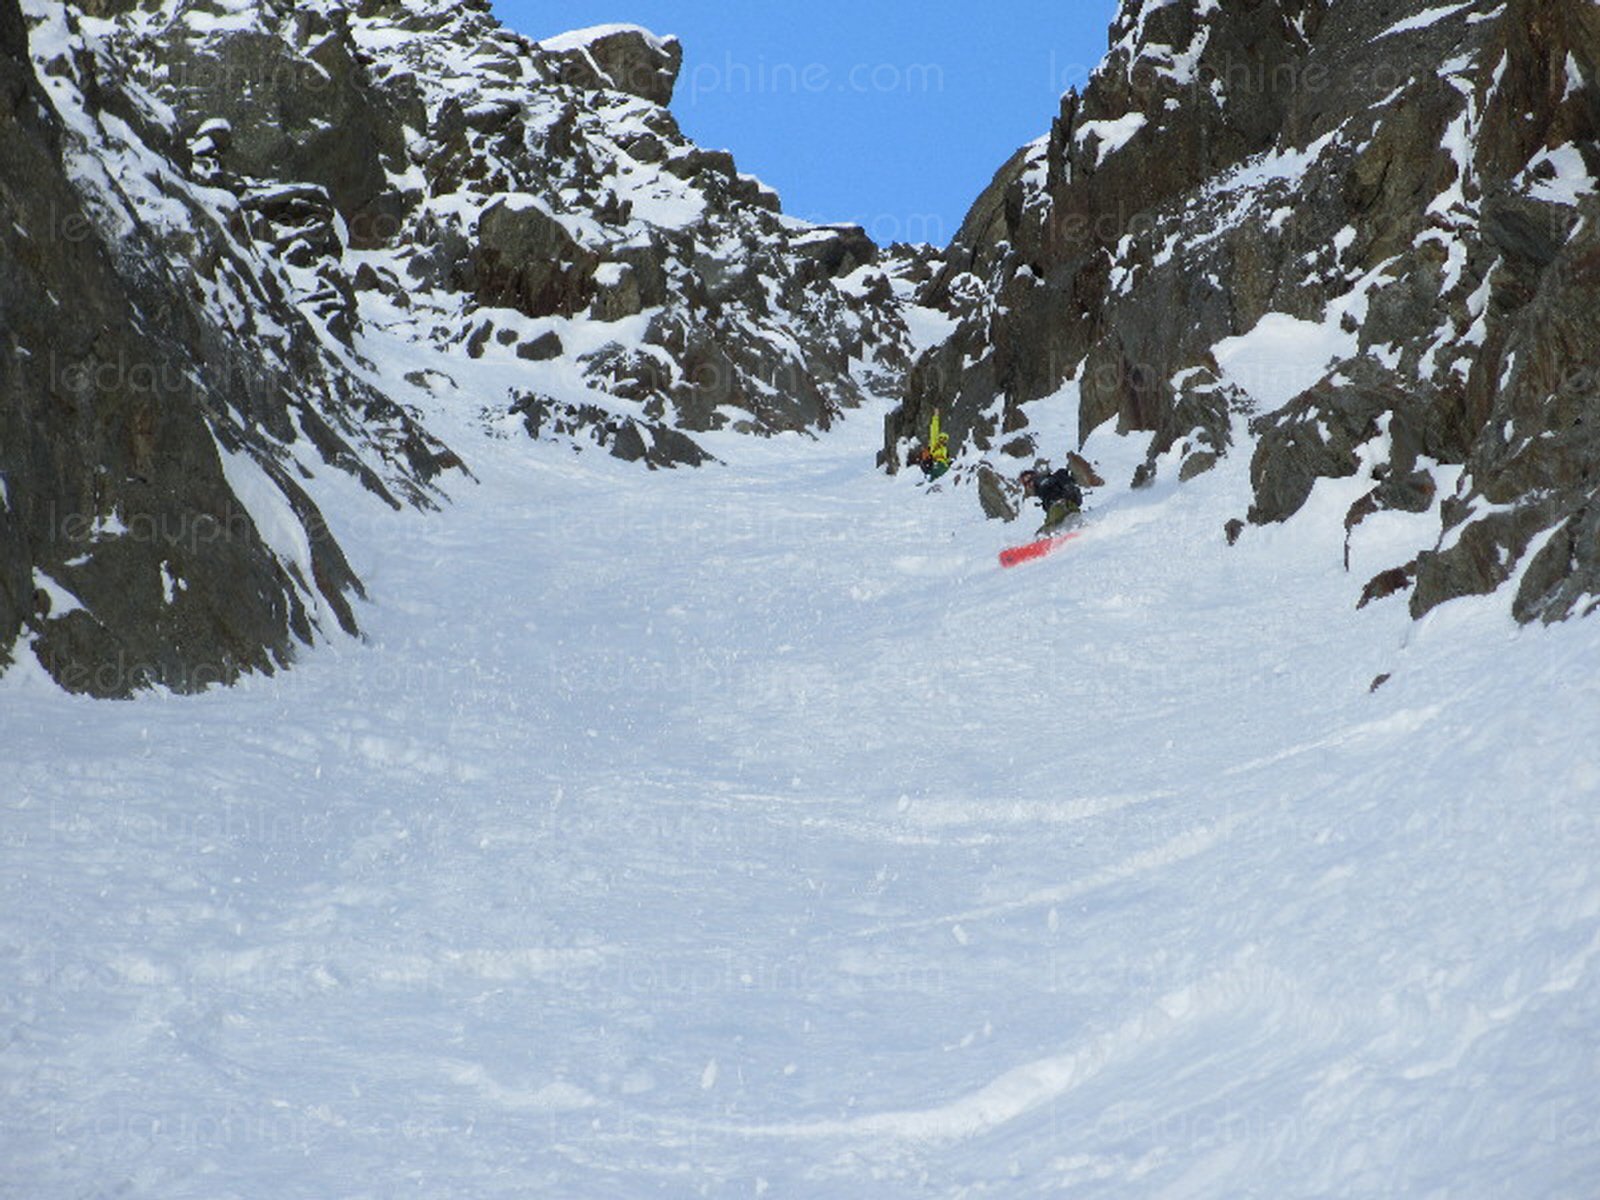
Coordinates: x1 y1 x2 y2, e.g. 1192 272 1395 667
4 390 1600 1199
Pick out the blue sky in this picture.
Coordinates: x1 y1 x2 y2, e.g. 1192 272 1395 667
493 3 1121 247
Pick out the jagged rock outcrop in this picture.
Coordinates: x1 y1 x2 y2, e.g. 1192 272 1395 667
539 23 683 107
889 0 1328 466
1 0 452 696
890 0 1600 623
159 6 409 239
81 0 910 466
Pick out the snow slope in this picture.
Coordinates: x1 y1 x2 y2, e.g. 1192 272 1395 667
4 381 1600 1197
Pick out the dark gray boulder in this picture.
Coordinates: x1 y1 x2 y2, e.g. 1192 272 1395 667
471 199 598 319
161 17 407 239
977 466 1019 522
543 26 683 107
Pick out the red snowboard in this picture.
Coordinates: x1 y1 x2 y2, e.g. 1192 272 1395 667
998 529 1084 568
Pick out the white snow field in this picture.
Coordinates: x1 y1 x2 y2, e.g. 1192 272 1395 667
5 388 1600 1199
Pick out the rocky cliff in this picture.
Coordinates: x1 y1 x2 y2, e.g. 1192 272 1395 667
1 0 911 694
891 0 1600 623
2 0 453 697
110 0 910 460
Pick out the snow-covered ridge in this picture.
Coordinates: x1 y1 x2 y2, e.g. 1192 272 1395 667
537 22 676 56
57 0 910 457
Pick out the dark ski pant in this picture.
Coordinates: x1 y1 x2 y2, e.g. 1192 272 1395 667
1039 500 1080 533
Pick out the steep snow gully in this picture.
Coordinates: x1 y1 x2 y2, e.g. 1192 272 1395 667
5 386 1600 1197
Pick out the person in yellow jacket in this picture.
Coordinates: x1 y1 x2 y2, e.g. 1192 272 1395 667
908 411 951 480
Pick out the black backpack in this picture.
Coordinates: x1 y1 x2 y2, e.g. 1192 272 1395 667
1039 468 1082 509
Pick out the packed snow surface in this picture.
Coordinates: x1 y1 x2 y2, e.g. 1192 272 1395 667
5 383 1600 1198
1075 113 1149 167
1212 311 1357 412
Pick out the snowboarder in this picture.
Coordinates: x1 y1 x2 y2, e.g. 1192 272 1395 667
1019 463 1084 533
908 445 949 480
908 411 951 480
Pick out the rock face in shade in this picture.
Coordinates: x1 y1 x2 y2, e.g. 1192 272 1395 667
1 0 453 697
888 0 1600 623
